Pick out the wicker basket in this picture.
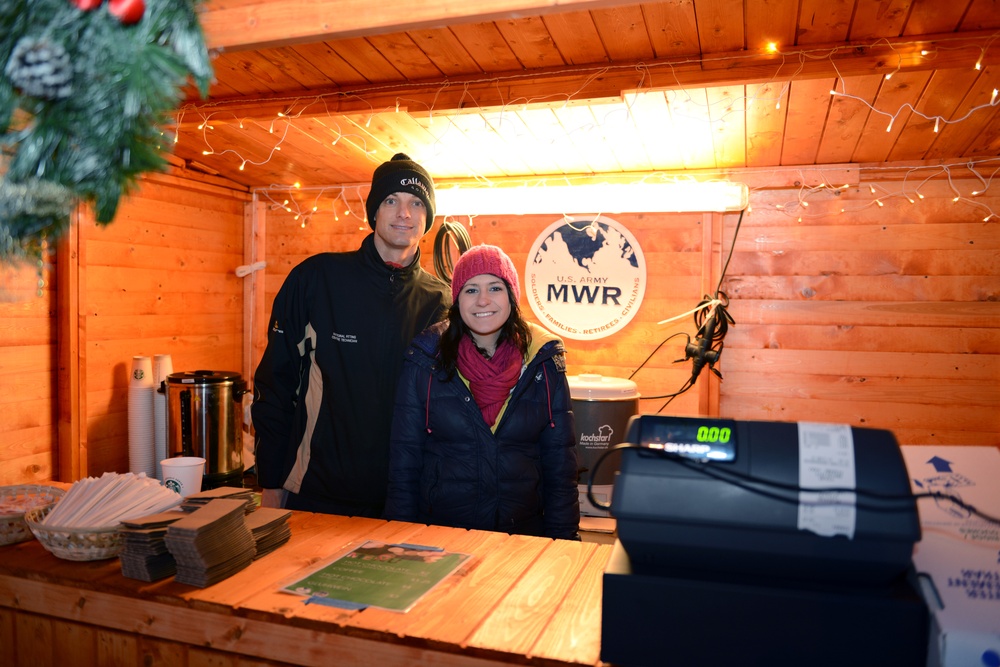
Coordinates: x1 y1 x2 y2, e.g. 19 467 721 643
24 505 124 561
0 485 66 547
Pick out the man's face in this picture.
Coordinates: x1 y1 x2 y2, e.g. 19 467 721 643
373 191 426 254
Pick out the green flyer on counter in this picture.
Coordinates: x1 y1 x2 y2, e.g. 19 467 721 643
281 540 472 612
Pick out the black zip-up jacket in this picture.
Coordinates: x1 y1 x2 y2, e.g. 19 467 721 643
251 234 450 513
385 321 581 539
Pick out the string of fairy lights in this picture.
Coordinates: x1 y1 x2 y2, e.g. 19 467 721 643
773 159 1000 222
174 32 1000 227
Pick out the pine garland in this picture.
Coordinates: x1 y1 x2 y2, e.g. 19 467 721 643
0 0 213 264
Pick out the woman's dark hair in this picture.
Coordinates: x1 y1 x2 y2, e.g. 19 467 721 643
438 280 530 377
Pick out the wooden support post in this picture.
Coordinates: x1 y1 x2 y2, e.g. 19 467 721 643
698 211 722 417
242 198 267 392
56 209 88 481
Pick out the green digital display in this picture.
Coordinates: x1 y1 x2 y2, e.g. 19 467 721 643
695 424 732 444
639 417 738 461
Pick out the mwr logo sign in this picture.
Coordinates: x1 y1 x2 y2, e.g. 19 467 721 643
526 216 646 340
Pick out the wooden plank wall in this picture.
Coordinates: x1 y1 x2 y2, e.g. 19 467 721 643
0 258 56 485
258 208 707 418
1 168 996 487
79 174 249 476
723 176 1000 446
0 607 294 667
0 171 250 486
257 174 999 447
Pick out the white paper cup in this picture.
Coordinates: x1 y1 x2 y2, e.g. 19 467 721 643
131 355 153 387
153 354 173 383
152 354 172 481
160 456 206 497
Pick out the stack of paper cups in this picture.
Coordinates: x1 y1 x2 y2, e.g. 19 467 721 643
127 355 156 477
152 354 173 481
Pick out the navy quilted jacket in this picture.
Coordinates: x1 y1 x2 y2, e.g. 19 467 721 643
386 321 580 539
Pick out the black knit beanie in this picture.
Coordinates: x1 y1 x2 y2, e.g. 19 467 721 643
366 153 436 232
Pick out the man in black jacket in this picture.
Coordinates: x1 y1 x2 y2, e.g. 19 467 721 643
251 154 451 517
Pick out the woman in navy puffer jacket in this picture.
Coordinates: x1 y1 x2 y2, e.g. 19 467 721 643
386 245 580 540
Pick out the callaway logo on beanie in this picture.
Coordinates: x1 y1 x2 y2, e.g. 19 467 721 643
451 244 520 302
366 153 436 232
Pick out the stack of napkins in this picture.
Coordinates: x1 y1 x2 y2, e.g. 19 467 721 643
245 507 292 559
164 498 256 588
179 486 256 514
119 511 184 581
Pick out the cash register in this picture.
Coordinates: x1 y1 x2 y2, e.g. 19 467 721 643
600 415 929 667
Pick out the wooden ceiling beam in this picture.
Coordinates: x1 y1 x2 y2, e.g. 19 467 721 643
179 29 1000 127
198 0 642 52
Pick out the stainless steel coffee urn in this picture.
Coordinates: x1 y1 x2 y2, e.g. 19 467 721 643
162 370 246 489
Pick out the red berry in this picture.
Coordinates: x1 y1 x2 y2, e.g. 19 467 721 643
108 0 145 25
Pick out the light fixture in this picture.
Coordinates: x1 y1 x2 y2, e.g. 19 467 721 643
435 181 749 216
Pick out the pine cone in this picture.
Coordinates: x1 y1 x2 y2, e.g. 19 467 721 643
4 37 74 100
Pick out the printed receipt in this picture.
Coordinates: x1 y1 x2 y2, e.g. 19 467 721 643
797 422 857 539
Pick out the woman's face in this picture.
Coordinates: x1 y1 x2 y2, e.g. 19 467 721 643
457 273 511 352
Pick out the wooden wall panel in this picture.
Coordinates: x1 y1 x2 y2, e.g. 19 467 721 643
258 206 721 421
2 167 996 488
721 176 1000 445
0 260 57 485
1 609 300 667
81 174 249 476
257 176 999 447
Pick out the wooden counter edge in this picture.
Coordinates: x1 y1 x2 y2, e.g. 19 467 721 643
0 572 607 667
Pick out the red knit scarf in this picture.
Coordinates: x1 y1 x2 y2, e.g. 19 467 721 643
457 336 522 427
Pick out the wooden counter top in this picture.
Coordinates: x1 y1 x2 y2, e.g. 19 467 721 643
0 511 613 666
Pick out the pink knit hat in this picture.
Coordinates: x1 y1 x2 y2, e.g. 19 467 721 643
451 245 520 302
